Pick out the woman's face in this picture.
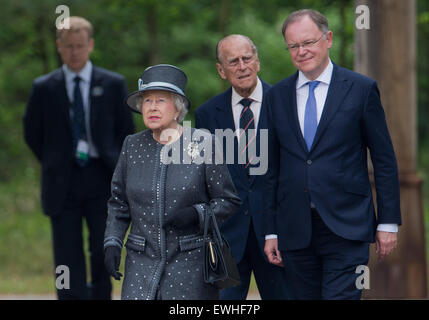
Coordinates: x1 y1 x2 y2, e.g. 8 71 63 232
141 90 179 133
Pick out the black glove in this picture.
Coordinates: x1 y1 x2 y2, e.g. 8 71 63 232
165 206 198 228
104 246 123 281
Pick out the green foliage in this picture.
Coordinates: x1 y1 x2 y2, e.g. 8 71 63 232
0 166 53 293
0 0 358 182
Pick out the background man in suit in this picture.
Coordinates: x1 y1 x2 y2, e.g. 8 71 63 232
195 34 290 299
263 9 401 299
23 16 134 299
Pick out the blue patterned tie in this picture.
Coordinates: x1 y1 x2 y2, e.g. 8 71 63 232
239 98 255 176
304 81 320 150
72 76 88 166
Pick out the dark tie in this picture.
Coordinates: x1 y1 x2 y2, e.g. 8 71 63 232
72 76 88 166
304 81 320 150
239 98 255 175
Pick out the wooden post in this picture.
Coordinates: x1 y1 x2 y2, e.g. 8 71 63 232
354 0 427 298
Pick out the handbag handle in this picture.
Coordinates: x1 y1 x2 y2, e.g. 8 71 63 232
203 205 223 246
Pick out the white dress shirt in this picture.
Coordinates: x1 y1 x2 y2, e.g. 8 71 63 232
231 77 263 136
265 60 397 240
62 61 99 158
296 60 333 133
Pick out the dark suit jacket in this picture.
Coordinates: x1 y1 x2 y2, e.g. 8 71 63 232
195 80 271 263
24 66 135 217
264 63 402 251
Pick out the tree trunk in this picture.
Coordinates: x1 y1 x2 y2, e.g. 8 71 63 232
354 0 427 299
35 15 50 74
219 0 231 36
338 0 347 67
147 3 160 65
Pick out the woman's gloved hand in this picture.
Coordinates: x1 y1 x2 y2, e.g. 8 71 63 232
165 206 198 228
104 246 123 281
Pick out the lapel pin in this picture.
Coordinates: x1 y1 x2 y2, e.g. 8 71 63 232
91 86 104 97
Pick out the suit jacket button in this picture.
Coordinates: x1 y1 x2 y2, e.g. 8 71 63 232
244 210 249 215
307 160 312 165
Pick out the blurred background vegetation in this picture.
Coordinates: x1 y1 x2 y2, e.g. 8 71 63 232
0 0 427 296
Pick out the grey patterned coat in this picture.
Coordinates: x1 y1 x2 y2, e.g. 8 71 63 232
104 128 241 300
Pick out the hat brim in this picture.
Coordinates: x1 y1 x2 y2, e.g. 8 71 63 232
126 86 190 114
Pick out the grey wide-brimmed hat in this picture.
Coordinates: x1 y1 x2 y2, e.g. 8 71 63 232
126 64 190 113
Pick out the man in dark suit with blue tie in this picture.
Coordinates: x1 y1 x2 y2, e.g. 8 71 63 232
263 9 402 299
23 16 134 299
195 34 289 299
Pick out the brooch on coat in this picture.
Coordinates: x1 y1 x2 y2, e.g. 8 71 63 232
187 141 200 161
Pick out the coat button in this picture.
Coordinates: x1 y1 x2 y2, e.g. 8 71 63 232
244 210 249 215
307 160 312 165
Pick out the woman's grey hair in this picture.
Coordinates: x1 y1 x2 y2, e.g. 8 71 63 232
282 9 329 38
135 91 188 122
172 93 188 122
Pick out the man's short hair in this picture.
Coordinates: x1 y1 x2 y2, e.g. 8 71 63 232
56 16 93 40
282 9 329 38
215 34 258 63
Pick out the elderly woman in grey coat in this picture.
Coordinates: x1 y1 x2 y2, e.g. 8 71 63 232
103 64 241 300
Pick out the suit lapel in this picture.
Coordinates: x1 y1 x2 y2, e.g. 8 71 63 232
310 64 352 152
214 89 248 182
283 72 309 154
53 69 73 132
214 89 235 131
89 67 102 134
257 81 270 131
248 81 270 186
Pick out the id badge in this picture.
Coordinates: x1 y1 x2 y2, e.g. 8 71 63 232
76 139 89 161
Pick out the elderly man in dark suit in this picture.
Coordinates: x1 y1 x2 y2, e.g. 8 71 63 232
23 16 134 300
195 34 290 300
263 9 401 299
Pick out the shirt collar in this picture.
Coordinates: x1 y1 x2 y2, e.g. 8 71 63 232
62 61 92 84
232 77 263 108
296 59 333 90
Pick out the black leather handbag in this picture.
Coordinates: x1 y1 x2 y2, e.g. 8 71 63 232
203 207 241 289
